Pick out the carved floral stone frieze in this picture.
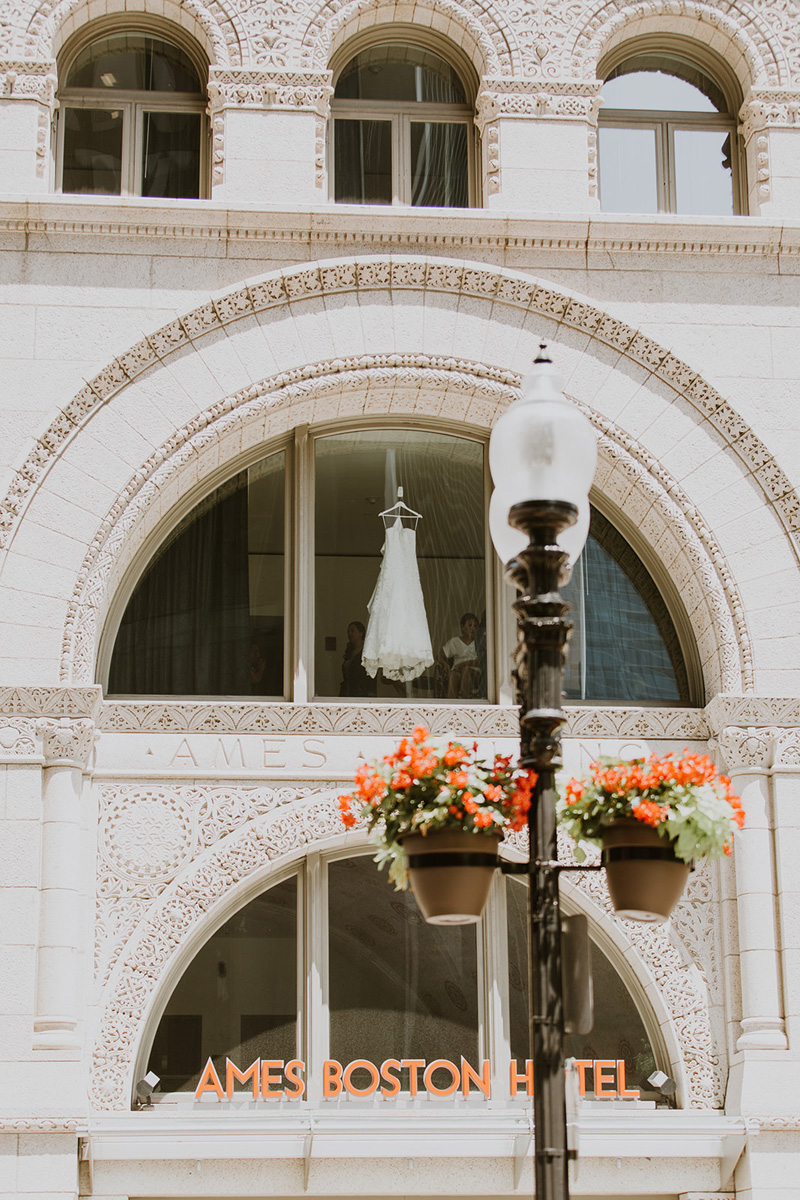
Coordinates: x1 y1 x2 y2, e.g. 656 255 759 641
0 59 56 102
475 79 602 133
38 717 96 768
207 68 333 112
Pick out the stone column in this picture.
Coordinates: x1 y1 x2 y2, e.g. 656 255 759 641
475 80 602 212
208 69 333 204
717 726 787 1051
0 61 57 193
33 719 95 1050
770 728 800 1050
740 91 800 218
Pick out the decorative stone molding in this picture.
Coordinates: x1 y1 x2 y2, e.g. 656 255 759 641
91 791 722 1112
0 1118 82 1132
715 726 774 773
38 717 95 768
773 728 800 767
740 90 800 140
58 355 748 696
3 255 794 577
207 68 332 112
476 79 602 131
0 685 101 718
97 701 710 738
707 695 800 728
0 59 57 176
0 718 40 762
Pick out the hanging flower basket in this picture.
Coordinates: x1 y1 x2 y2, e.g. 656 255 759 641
558 751 745 923
338 726 536 924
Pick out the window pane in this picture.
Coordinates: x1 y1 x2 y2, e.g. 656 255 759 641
314 430 487 701
602 69 721 113
561 512 686 704
62 107 123 194
329 857 478 1080
67 34 202 93
109 452 285 696
147 876 297 1093
142 111 201 198
411 122 468 206
506 878 671 1104
598 125 659 213
334 119 393 203
674 128 734 215
335 44 466 104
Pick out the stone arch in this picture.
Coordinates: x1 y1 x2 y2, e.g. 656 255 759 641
568 0 784 90
2 256 796 691
297 0 516 78
92 789 722 1112
66 359 747 699
22 0 242 68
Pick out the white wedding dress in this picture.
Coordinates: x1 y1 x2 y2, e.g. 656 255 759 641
362 518 434 683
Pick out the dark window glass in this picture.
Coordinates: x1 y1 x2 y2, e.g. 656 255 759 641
506 878 672 1104
560 510 687 704
109 452 285 696
62 107 123 194
314 430 487 701
329 856 478 1083
335 43 466 103
147 876 297 1092
66 34 202 93
410 121 468 206
333 119 393 204
142 110 202 198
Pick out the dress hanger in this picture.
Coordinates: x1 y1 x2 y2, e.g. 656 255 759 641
379 486 422 527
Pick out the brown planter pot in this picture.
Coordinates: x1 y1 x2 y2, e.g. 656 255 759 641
601 819 691 923
400 829 501 926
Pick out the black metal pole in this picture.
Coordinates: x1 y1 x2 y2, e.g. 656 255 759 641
508 498 577 1200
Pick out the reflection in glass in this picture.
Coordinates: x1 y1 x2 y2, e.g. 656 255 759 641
335 43 466 104
329 857 478 1081
62 107 123 194
147 876 297 1092
109 453 285 696
334 119 393 203
674 128 733 215
506 878 670 1104
598 126 658 213
411 122 468 206
142 110 202 198
314 430 486 700
602 69 720 113
66 34 202 93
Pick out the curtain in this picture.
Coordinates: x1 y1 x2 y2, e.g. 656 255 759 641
109 475 251 694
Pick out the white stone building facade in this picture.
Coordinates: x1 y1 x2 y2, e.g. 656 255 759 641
1 0 800 1198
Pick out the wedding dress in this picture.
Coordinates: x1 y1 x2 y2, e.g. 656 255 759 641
362 518 434 683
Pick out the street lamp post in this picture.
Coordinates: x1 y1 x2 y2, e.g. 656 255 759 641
489 347 598 1200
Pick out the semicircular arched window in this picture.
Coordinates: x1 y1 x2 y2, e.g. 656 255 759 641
107 430 692 704
58 28 207 198
598 50 741 215
142 854 674 1106
331 41 474 206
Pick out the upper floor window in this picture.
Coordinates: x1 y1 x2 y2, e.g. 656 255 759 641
598 51 740 215
58 29 207 198
106 424 692 704
331 42 474 206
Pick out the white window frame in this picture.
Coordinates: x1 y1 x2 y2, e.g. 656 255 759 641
56 91 209 198
330 101 477 207
598 107 741 215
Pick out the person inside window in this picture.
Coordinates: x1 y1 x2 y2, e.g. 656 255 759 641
340 621 378 698
438 612 481 699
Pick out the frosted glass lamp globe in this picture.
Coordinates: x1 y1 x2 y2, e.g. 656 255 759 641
488 349 598 514
489 487 590 567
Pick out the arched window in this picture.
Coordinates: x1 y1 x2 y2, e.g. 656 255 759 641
143 853 672 1106
58 27 207 197
106 427 692 704
330 42 474 206
598 49 741 215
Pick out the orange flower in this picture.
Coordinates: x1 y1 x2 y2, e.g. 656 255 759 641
448 770 469 790
633 799 667 827
392 770 413 790
463 796 478 814
412 725 430 743
723 843 732 856
444 743 469 767
474 810 494 828
484 784 502 803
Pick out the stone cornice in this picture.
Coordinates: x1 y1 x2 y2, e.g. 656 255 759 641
0 686 102 719
0 201 797 260
207 68 332 113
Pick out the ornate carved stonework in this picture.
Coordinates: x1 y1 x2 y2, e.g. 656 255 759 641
208 68 332 111
0 718 39 761
0 686 101 718
740 90 800 140
476 80 602 130
91 790 723 1112
38 718 95 768
715 726 774 773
